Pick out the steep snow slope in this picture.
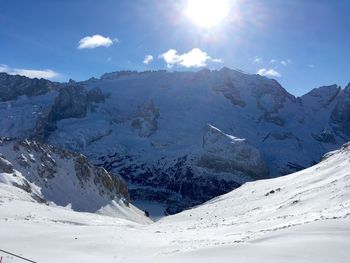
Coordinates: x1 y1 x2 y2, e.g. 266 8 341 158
0 69 349 213
158 142 350 246
0 142 349 262
0 138 150 223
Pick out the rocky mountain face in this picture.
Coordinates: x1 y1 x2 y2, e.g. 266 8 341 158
131 100 160 137
0 137 141 219
0 69 349 214
198 125 268 180
0 72 56 101
34 85 105 139
331 84 350 137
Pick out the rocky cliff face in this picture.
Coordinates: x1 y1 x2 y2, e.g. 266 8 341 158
34 85 105 139
331 84 350 137
198 124 269 179
131 100 160 137
0 137 132 216
0 69 349 214
0 72 55 101
301 85 341 110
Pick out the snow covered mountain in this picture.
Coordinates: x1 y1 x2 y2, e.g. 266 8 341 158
0 140 349 262
0 68 349 213
159 141 350 243
0 137 149 223
0 72 57 101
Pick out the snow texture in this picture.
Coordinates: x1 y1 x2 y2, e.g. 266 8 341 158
0 142 349 262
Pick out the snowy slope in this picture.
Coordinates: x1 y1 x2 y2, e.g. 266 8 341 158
0 69 349 213
158 142 350 246
0 138 150 223
0 142 349 262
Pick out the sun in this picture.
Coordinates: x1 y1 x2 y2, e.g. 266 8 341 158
185 0 230 28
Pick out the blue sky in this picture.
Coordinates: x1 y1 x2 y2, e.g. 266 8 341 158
1 0 349 96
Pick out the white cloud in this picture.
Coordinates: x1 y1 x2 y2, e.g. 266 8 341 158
0 64 9 72
143 55 154 65
268 59 292 66
257 68 281 78
77 35 115 49
281 59 292 66
253 56 263 64
159 48 221 68
0 64 59 79
13 69 58 79
212 58 223 63
160 49 179 66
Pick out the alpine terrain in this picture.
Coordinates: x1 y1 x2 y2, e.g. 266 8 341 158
0 69 349 214
2 1 350 262
0 136 349 262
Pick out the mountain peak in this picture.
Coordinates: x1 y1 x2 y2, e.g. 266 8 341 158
345 82 350 90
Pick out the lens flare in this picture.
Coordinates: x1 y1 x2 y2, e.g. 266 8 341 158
185 0 230 28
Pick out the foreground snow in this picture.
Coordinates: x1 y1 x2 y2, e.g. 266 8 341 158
0 143 350 262
0 199 348 263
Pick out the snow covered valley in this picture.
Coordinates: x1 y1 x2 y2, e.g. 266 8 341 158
1 141 349 262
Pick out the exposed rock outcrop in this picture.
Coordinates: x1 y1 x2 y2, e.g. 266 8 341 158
0 154 14 173
197 124 269 179
301 84 341 110
254 82 294 127
213 82 246 107
34 85 105 139
331 83 350 136
0 72 55 101
312 129 336 144
101 70 138 80
131 100 160 137
0 138 130 213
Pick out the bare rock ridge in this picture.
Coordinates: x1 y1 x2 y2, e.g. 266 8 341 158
0 72 56 101
0 137 132 216
301 84 341 110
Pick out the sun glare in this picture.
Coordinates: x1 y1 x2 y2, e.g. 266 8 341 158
185 0 230 28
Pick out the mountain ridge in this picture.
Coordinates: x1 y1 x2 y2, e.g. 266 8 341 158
1 68 349 214
0 137 150 223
